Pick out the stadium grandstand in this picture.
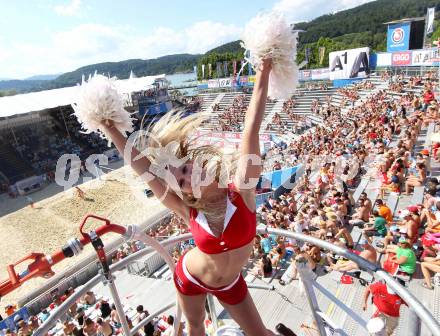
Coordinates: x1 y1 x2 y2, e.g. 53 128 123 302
2 10 440 336
0 75 171 189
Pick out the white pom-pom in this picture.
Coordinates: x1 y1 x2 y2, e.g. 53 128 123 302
241 12 299 99
72 75 134 143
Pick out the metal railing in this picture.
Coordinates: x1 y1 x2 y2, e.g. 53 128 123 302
34 226 440 336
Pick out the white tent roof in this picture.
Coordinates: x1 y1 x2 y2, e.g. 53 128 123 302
0 74 165 118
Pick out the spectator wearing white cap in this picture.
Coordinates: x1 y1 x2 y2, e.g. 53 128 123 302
385 237 417 276
362 281 406 336
377 225 401 252
399 209 418 245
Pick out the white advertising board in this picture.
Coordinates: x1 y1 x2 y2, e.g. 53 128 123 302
329 47 370 80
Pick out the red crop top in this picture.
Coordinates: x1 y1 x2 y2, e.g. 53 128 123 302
188 185 256 254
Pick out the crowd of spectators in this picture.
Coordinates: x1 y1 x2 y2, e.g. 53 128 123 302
304 82 329 91
4 125 83 175
310 98 320 114
4 72 440 335
57 111 109 156
0 110 110 191
252 73 440 334
310 95 340 120
386 71 438 95
1 286 181 336
353 80 375 91
216 94 249 132
337 87 359 105
180 96 203 112
282 97 297 114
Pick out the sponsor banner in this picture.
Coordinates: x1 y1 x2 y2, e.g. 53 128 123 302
198 75 259 89
195 137 270 152
391 51 411 66
301 70 311 81
376 48 440 67
299 68 330 81
194 131 271 142
412 48 440 66
387 22 410 52
208 79 220 88
197 81 208 89
329 47 370 80
311 68 330 80
224 132 240 139
376 52 392 66
207 78 233 88
333 78 363 88
199 76 256 89
218 77 232 87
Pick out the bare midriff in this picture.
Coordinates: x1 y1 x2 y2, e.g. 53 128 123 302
185 242 254 287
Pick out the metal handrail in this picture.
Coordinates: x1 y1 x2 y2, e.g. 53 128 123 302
35 233 192 336
35 228 440 336
265 228 440 336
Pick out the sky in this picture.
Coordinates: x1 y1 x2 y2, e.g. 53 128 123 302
0 0 374 79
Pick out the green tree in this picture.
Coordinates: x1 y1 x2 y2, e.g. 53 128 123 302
430 22 440 42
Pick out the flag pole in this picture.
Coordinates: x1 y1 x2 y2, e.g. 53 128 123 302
423 7 428 49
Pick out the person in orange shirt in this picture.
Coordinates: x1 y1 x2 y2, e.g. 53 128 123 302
376 199 393 223
5 304 16 316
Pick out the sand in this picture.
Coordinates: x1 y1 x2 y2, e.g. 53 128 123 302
0 165 166 308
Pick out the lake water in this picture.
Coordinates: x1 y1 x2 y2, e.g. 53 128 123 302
166 72 197 96
166 72 196 86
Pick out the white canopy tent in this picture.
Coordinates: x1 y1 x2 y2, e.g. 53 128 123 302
0 74 165 119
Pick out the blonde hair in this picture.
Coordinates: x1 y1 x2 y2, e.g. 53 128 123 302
136 110 236 222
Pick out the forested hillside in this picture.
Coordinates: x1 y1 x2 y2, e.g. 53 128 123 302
0 54 200 95
197 0 440 74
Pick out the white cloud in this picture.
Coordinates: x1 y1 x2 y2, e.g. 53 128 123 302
52 24 124 58
0 21 242 79
273 0 375 23
184 21 242 54
54 0 82 16
2 1 376 78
